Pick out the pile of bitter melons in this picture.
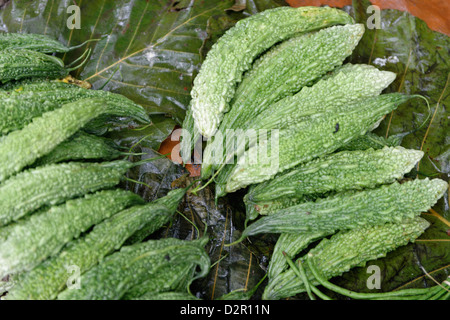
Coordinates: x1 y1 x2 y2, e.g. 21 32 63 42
181 6 448 300
0 33 208 300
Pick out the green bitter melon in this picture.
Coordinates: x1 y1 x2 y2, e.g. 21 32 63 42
122 262 196 300
233 178 447 242
3 188 187 300
57 237 210 300
213 64 397 199
0 84 150 135
0 189 144 277
263 217 430 300
33 132 124 166
201 25 366 178
0 33 93 53
0 48 87 83
222 93 415 195
182 6 354 158
0 160 139 226
244 146 424 219
0 98 149 183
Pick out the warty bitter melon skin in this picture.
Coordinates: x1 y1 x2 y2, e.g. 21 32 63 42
32 132 124 166
57 237 210 300
190 6 354 139
236 178 447 241
244 146 424 219
262 217 430 300
0 189 144 278
201 26 367 179
0 160 137 226
213 66 398 199
223 93 415 194
0 78 77 93
123 187 189 245
0 98 149 183
228 63 396 165
122 262 196 300
0 33 82 53
0 49 70 83
3 188 187 300
245 195 311 221
337 131 402 152
253 64 397 130
180 105 200 164
267 231 332 280
0 84 150 135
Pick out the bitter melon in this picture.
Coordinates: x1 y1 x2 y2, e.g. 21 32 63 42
4 188 187 300
0 98 149 183
223 93 415 194
57 237 210 300
244 146 424 219
0 33 93 53
0 84 150 135
337 131 402 152
123 187 188 245
0 189 144 277
233 178 447 242
189 6 354 139
245 195 312 221
122 263 196 300
0 160 138 226
0 78 76 93
201 26 366 178
222 64 395 171
263 217 430 300
212 66 398 199
268 231 331 280
253 64 396 130
0 48 86 83
33 132 124 166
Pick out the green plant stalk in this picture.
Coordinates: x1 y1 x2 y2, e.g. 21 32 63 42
307 257 449 300
283 252 315 300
